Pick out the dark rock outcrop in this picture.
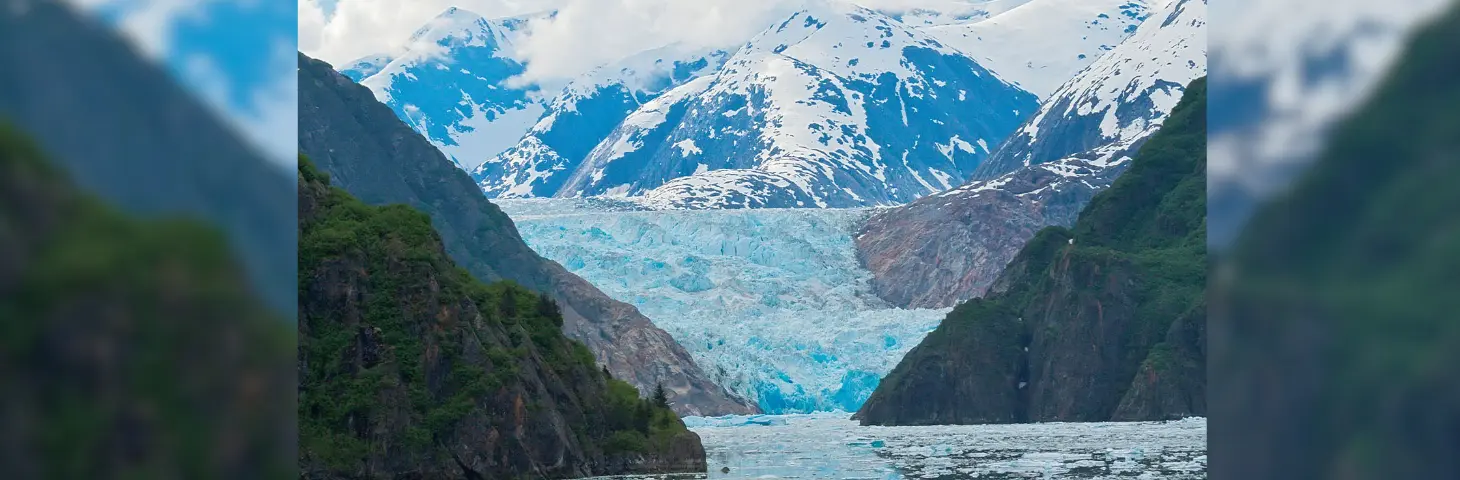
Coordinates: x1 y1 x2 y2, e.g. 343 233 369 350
297 158 707 478
296 52 756 416
855 76 1206 426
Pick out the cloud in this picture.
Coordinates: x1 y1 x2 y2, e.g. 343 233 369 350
299 0 552 65
300 0 997 83
64 0 299 166
61 0 216 59
506 0 802 84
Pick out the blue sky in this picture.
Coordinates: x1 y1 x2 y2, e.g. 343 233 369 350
81 0 297 167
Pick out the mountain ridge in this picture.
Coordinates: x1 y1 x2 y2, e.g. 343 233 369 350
297 155 708 478
855 0 1205 309
298 52 758 416
855 74 1206 426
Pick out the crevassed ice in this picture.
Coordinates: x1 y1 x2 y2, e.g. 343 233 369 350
497 198 950 413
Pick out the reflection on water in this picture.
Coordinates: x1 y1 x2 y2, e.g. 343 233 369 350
597 413 1205 479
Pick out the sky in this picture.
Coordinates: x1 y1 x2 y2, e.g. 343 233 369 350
297 0 998 85
69 0 298 167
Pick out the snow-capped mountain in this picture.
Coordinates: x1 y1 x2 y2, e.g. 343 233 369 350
974 0 1205 179
340 7 547 170
540 1 1039 209
856 0 1206 309
878 0 1033 27
471 46 732 198
923 0 1154 97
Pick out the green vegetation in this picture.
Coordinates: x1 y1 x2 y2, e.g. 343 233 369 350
862 76 1207 424
297 155 687 475
1212 5 1460 477
1 123 295 478
961 75 1205 365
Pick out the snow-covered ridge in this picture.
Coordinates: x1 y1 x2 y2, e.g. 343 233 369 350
534 1 1038 209
471 46 732 198
924 0 1154 97
974 0 1206 179
879 0 1035 27
497 198 950 413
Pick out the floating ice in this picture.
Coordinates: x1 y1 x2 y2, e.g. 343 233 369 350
588 414 1208 479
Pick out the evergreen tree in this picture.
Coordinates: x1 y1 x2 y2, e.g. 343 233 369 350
498 291 518 319
652 383 670 410
536 293 562 327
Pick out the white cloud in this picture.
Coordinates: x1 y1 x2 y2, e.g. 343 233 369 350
299 0 553 66
506 0 801 84
61 0 216 59
63 0 298 167
300 0 1000 83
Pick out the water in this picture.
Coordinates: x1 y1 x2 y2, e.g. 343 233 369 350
598 414 1206 479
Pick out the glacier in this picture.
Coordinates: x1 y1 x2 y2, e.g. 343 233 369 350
496 198 951 413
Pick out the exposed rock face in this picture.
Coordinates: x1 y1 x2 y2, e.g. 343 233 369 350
855 0 1205 310
1112 300 1205 421
297 159 707 478
857 158 1120 308
297 53 756 416
855 76 1205 426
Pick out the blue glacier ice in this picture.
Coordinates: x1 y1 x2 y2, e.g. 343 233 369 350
496 199 951 413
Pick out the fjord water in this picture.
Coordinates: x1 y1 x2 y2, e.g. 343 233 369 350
496 198 951 413
600 414 1208 479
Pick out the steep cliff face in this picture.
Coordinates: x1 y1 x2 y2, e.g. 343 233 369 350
855 0 1204 310
297 158 706 478
855 76 1205 426
297 53 757 416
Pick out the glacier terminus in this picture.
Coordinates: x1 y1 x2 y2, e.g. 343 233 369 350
497 199 950 413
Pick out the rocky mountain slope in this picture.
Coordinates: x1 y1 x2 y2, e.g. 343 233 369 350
297 157 706 478
924 0 1153 97
855 74 1205 425
554 1 1038 209
856 0 1205 309
298 52 757 416
0 0 297 317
